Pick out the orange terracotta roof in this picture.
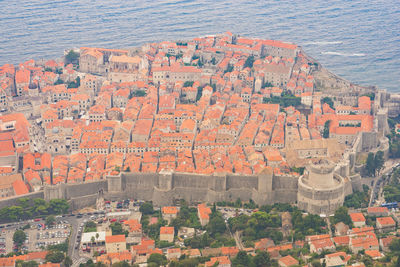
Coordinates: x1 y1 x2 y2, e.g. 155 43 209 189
205 256 231 267
350 212 366 222
279 255 299 266
377 216 395 226
39 263 60 267
198 203 212 220
124 219 142 232
12 180 29 195
364 250 382 258
160 226 174 235
333 236 349 246
106 235 126 243
221 246 239 256
162 206 178 215
367 206 388 214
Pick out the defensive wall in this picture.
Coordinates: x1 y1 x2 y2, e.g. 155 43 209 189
0 126 380 214
297 161 346 215
0 165 359 215
0 130 378 214
36 170 299 209
105 170 299 206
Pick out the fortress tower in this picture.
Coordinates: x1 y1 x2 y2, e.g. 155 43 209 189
297 160 345 215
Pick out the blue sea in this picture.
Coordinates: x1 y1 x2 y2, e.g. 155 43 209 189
0 0 399 92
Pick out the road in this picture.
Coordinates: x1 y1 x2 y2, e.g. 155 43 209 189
369 160 399 207
65 212 106 267
67 216 86 266
234 231 244 250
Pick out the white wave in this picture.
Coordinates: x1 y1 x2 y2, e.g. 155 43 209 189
305 41 343 45
321 51 366 57
321 51 344 56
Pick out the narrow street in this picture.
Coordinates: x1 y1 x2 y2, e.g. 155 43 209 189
369 160 399 207
234 231 244 251
225 220 243 251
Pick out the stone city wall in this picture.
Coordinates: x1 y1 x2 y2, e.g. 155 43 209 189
104 171 298 207
0 166 354 215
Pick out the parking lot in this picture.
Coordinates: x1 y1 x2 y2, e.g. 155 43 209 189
0 221 70 254
102 199 143 212
217 207 254 222
32 222 70 250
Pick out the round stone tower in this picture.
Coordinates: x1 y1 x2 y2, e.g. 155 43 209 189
307 161 336 188
297 160 345 215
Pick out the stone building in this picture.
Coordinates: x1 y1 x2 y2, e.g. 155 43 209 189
105 235 126 253
152 64 202 84
297 160 346 215
108 55 148 83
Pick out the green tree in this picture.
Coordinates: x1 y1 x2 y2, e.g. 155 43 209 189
49 199 69 214
45 215 56 226
45 251 65 263
84 221 97 232
54 78 64 85
224 64 233 74
67 76 81 88
48 242 68 253
311 260 322 267
130 90 147 98
207 212 226 237
292 210 326 240
332 206 352 226
13 230 26 249
365 152 375 176
344 185 369 209
323 120 331 138
8 206 24 221
183 81 194 87
252 251 271 267
374 151 385 175
139 202 154 215
16 260 38 267
33 198 48 215
244 55 255 68
65 50 80 65
16 198 30 210
235 198 242 208
321 97 334 109
147 253 167 267
157 240 173 248
110 222 127 236
196 86 203 101
64 256 73 267
362 255 373 267
233 251 250 266
389 238 400 252
263 94 301 108
361 93 375 101
264 81 273 88
111 261 130 267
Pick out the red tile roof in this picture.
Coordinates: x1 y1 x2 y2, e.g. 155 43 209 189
350 212 366 222
12 180 29 195
106 235 126 243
